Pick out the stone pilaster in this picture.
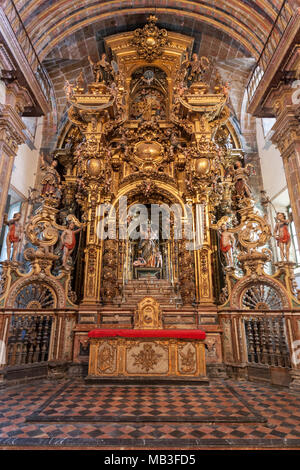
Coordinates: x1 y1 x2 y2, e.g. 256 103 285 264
0 80 32 223
270 85 300 247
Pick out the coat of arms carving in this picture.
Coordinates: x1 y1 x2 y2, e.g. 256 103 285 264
131 16 169 61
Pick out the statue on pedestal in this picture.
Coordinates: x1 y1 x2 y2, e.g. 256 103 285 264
219 223 235 267
274 212 291 262
3 212 22 261
40 155 61 199
60 220 83 269
88 54 111 83
231 160 253 201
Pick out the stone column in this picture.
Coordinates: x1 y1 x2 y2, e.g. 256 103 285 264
270 84 300 247
0 81 32 224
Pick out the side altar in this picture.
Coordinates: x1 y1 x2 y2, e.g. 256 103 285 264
87 297 207 382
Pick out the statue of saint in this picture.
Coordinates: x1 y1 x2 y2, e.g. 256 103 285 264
3 212 22 261
274 212 291 262
186 54 210 84
219 223 235 267
135 224 161 268
60 220 83 269
40 155 61 197
231 161 253 200
88 54 111 83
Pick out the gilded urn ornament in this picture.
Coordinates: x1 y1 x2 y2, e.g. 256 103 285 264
131 15 169 61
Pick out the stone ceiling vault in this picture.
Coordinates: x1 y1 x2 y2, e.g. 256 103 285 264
2 0 296 150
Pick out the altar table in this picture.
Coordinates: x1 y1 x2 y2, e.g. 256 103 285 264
88 329 206 378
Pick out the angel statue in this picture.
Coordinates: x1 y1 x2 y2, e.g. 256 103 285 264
274 212 291 262
60 216 84 269
3 212 23 261
219 223 235 267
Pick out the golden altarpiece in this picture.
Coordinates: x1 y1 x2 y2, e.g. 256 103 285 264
1 18 300 386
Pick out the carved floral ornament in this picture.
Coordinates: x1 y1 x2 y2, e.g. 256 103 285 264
131 16 169 61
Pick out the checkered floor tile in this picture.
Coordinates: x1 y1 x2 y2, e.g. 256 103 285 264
26 380 264 423
0 378 299 448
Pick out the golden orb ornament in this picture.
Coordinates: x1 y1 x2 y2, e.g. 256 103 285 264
87 158 102 176
135 141 161 160
195 158 210 175
146 36 156 46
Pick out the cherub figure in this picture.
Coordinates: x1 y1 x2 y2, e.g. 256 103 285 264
64 80 74 100
60 220 83 269
154 246 163 268
3 212 22 261
76 71 85 90
219 223 235 267
274 212 291 262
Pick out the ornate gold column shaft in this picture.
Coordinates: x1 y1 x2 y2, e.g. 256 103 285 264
82 182 103 305
193 200 214 304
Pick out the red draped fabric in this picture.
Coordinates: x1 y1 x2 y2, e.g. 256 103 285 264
88 329 206 340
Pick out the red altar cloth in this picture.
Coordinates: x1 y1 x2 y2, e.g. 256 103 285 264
88 329 206 340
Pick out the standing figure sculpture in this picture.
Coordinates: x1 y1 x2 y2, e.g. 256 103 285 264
3 212 22 261
219 223 235 267
274 212 291 262
60 221 83 269
187 54 210 84
40 155 61 198
88 54 111 83
135 224 160 268
232 161 253 200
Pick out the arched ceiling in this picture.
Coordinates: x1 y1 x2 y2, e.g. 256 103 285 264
3 0 295 150
5 0 294 60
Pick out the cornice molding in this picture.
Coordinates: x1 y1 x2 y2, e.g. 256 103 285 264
0 7 50 116
0 103 26 154
247 9 300 116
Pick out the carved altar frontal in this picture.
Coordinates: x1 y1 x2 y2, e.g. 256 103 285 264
87 297 207 381
88 334 206 379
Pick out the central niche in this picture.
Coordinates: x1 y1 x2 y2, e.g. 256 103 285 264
129 66 168 121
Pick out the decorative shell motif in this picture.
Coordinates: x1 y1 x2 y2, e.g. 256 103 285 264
131 16 169 61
